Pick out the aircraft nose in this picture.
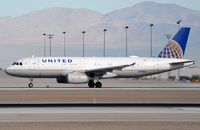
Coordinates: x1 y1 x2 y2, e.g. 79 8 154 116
5 66 13 75
5 67 10 74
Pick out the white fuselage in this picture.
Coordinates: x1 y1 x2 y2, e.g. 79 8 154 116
5 56 194 79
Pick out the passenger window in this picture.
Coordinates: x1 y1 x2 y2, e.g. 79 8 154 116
16 62 19 65
20 62 22 66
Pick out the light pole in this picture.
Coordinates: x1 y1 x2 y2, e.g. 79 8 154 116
63 32 66 56
103 29 107 57
177 20 182 30
165 34 172 43
177 20 182 79
165 34 172 79
82 31 86 57
149 24 154 57
125 26 128 57
42 33 46 57
47 34 54 56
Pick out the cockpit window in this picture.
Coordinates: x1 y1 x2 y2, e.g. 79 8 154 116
12 62 17 65
12 62 23 66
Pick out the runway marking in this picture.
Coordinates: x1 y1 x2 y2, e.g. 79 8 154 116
0 103 200 107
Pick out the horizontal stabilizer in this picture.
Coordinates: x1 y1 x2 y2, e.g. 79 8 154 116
170 60 194 67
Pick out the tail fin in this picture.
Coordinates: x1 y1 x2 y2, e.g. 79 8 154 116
158 27 190 59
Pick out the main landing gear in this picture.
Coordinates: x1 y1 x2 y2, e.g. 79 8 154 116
88 80 102 88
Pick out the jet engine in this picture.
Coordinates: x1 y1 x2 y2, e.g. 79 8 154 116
57 72 89 84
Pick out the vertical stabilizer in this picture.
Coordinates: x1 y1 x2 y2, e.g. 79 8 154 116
158 27 190 59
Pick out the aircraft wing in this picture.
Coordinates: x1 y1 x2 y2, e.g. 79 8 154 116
85 62 135 77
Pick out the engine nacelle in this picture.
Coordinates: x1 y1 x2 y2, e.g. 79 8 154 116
57 72 89 84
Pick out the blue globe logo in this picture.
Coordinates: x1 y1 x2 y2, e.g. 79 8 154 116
158 40 183 59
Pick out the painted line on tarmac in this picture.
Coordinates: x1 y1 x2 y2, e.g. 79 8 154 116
0 103 200 107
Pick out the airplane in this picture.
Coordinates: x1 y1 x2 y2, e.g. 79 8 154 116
5 27 194 88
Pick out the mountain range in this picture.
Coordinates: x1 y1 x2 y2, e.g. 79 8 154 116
0 1 199 67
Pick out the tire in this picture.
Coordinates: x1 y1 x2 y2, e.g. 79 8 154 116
28 83 33 88
96 82 102 88
88 80 95 88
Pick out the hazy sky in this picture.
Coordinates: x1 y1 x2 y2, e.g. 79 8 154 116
0 0 200 17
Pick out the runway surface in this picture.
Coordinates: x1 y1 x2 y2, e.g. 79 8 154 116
1 106 200 122
0 106 200 130
0 70 200 129
0 88 200 104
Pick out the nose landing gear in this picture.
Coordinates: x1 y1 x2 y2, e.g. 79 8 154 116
28 82 33 88
28 78 33 88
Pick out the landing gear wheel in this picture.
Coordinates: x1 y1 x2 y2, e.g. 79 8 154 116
88 80 95 88
96 81 102 88
28 83 33 88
